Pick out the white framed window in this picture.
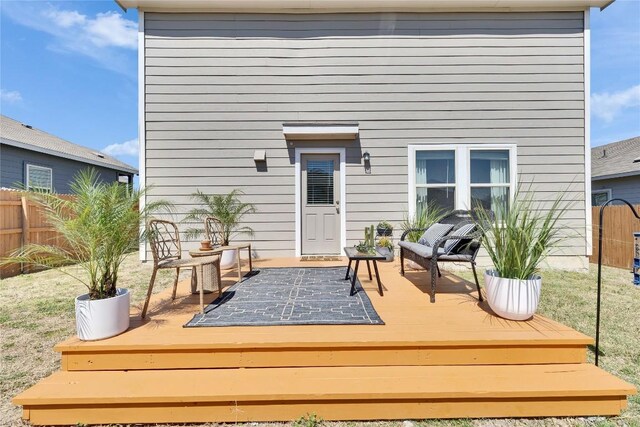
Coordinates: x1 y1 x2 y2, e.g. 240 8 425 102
408 144 517 215
26 164 53 192
591 189 611 206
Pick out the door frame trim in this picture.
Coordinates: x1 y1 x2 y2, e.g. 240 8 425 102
295 147 346 257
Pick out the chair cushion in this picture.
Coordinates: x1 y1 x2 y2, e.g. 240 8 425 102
417 223 454 246
399 241 444 258
400 240 474 262
442 223 476 254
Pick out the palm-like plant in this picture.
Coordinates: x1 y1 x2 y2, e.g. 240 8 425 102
184 189 256 245
473 189 571 280
401 205 448 243
2 169 172 300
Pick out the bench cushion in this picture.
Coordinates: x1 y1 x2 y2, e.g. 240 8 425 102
417 223 454 246
399 240 474 262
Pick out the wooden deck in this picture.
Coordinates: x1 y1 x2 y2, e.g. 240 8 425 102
14 257 636 424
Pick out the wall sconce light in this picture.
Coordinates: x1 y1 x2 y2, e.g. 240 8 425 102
362 151 371 174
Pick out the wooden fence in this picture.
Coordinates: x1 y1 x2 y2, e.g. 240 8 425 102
0 189 71 278
590 204 640 269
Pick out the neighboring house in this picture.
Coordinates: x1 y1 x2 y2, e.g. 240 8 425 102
122 0 607 269
591 136 640 205
0 115 138 193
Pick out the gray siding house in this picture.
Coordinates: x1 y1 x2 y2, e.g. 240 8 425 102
0 115 138 193
591 136 640 205
121 0 609 269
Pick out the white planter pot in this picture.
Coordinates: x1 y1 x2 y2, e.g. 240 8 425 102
75 288 130 341
376 246 394 262
484 270 542 321
219 249 238 269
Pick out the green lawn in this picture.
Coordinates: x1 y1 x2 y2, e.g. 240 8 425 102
0 254 638 427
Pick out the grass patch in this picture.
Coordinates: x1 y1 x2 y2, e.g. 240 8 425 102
0 255 637 426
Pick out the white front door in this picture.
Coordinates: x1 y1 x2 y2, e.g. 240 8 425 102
301 154 341 255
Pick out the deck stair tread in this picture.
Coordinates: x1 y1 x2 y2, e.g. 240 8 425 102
14 364 635 405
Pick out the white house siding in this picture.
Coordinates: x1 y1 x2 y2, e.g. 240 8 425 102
143 12 587 263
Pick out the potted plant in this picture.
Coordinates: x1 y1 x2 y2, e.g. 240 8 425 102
184 189 256 269
2 169 171 341
474 191 570 321
376 220 393 237
376 236 394 262
400 207 447 269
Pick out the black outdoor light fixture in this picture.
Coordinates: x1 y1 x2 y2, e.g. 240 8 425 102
362 151 371 174
595 198 640 366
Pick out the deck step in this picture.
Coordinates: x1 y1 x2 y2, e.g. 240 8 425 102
15 364 635 425
59 341 588 370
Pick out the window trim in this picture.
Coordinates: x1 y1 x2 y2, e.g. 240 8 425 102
408 144 517 216
591 188 612 206
25 164 53 192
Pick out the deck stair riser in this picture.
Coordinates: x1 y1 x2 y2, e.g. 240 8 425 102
60 343 588 371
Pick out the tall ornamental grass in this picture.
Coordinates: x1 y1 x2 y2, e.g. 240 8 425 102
3 169 171 299
401 206 448 243
474 189 571 280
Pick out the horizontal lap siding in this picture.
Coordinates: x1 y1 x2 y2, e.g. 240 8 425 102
144 11 586 258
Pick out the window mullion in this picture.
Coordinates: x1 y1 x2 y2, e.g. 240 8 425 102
457 146 469 210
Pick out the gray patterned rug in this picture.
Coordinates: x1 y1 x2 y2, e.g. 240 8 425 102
184 267 384 327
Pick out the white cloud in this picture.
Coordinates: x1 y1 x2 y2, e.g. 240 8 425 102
591 85 640 122
45 9 86 28
86 13 137 49
103 138 139 157
1 3 137 75
0 89 23 103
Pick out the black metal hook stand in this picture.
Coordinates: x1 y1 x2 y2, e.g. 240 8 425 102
595 198 640 366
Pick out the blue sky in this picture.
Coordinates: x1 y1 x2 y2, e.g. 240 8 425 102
1 0 639 173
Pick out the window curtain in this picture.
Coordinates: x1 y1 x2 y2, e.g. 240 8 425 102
489 159 508 211
416 157 427 213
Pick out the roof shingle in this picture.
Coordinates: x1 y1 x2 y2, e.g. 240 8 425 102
0 115 138 174
591 136 640 180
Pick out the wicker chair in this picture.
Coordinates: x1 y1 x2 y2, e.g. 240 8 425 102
205 216 226 247
399 210 493 303
141 219 221 318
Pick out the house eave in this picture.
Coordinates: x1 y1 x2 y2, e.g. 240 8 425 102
591 170 640 181
1 137 139 175
117 0 614 12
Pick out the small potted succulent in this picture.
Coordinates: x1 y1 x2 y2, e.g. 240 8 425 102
376 236 394 262
377 220 393 237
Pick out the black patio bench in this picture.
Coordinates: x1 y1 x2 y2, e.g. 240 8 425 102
399 209 492 303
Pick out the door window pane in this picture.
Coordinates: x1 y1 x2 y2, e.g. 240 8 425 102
417 187 456 213
416 150 455 185
307 160 334 205
470 150 509 184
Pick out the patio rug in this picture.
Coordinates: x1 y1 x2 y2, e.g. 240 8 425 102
184 267 384 327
